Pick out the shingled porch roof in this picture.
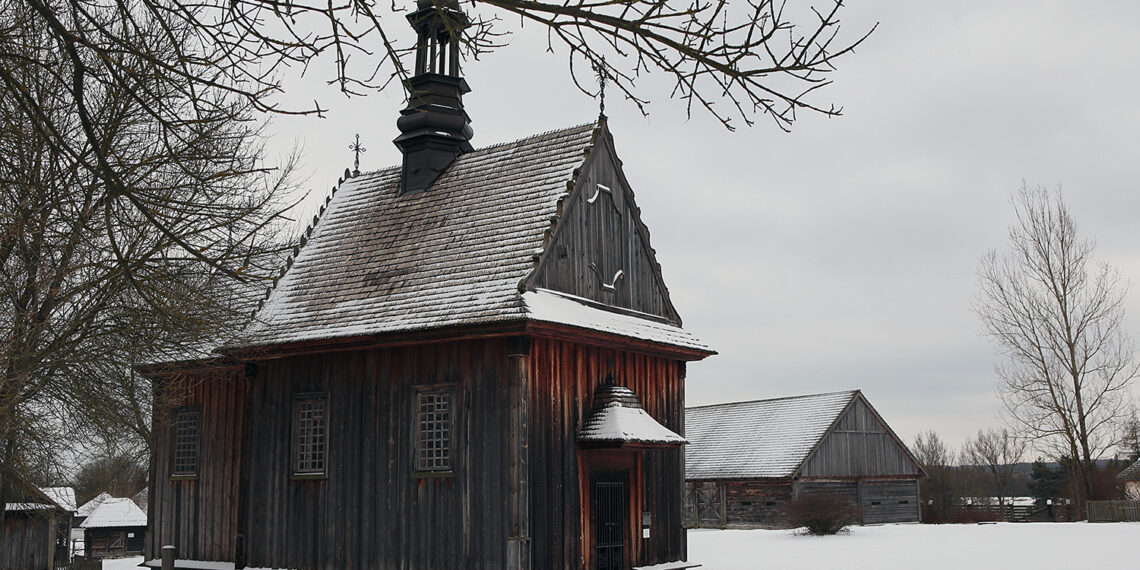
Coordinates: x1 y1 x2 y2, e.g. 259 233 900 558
238 122 709 353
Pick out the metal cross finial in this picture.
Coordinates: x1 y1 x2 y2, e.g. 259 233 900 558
593 57 607 119
349 133 367 175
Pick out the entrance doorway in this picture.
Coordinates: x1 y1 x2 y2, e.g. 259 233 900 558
592 471 628 570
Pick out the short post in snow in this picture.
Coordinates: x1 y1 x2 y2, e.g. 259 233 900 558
161 545 176 570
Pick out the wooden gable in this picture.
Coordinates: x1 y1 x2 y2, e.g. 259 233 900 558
526 122 681 325
796 395 923 478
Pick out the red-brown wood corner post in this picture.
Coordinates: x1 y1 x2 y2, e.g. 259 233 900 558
506 336 531 569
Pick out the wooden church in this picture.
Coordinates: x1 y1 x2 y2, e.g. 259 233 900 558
142 1 713 568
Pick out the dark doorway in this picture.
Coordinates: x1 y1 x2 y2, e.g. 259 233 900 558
592 471 628 570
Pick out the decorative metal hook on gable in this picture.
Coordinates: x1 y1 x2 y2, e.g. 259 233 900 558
586 183 611 204
589 263 624 291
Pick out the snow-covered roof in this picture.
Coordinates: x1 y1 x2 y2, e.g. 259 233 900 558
41 486 77 512
685 390 858 479
234 122 707 354
80 497 147 528
1118 459 1140 481
578 385 686 446
77 491 113 517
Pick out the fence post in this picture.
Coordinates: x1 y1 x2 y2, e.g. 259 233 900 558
161 545 176 570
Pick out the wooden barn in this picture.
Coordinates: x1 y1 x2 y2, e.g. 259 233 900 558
1 486 74 569
142 1 713 569
684 390 924 528
81 497 147 558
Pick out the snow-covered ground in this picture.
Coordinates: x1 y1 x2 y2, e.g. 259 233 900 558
99 522 1138 570
688 522 1136 569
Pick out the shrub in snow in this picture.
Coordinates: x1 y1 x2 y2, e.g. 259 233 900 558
783 492 857 535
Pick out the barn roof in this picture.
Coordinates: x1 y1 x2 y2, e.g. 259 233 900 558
685 390 859 479
237 121 708 353
40 486 77 512
1118 459 1140 481
80 497 147 528
76 491 113 517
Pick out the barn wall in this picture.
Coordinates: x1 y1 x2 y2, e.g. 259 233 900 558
239 339 512 570
798 398 921 478
530 137 679 323
2 512 54 570
684 480 793 529
527 337 686 569
148 366 246 562
861 480 920 524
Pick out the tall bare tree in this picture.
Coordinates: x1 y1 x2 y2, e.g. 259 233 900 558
912 430 957 523
975 186 1137 501
0 0 291 516
961 427 1026 508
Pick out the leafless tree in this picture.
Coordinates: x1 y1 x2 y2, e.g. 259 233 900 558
975 185 1138 502
960 427 1026 508
0 0 292 517
912 430 957 523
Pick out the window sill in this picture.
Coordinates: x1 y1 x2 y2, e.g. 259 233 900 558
291 473 328 481
413 471 455 479
169 475 198 481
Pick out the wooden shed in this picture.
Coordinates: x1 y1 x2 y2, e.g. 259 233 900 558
142 3 713 569
1120 459 1140 500
685 390 924 528
81 497 147 558
1 486 74 569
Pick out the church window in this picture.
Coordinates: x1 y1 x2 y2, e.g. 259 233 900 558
416 388 454 473
293 393 328 476
172 407 200 478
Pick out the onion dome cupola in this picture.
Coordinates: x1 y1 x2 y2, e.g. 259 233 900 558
393 0 475 195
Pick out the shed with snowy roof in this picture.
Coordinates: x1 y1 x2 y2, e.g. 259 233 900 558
684 390 924 528
141 2 712 569
1 486 75 568
81 497 147 558
1120 459 1140 500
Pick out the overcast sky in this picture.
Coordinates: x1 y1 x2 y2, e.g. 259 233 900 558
264 1 1140 454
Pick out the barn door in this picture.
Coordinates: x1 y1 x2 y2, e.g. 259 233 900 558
592 471 628 570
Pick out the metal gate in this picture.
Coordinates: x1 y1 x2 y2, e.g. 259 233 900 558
594 477 626 570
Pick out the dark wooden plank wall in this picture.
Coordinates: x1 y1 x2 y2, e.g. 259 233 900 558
861 480 919 524
799 399 921 478
240 339 512 570
531 138 679 324
527 337 686 569
2 512 54 569
147 367 246 562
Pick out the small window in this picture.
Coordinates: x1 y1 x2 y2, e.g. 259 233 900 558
293 394 328 476
870 501 881 506
899 499 909 505
172 407 201 478
416 388 454 473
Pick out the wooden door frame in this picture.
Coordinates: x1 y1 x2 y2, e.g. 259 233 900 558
579 449 640 570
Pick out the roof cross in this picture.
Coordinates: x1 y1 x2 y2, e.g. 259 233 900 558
349 133 367 176
593 57 607 119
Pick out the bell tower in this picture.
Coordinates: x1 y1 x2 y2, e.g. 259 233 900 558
393 0 474 195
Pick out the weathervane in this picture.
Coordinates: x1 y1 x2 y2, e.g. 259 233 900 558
349 133 367 176
593 57 607 119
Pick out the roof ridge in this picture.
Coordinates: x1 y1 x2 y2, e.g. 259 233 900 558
468 120 599 155
687 389 858 410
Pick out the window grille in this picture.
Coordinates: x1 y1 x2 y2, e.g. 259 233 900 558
416 389 453 472
172 407 200 477
294 395 328 475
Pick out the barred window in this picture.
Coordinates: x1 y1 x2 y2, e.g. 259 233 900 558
172 407 200 478
293 394 328 476
416 389 453 473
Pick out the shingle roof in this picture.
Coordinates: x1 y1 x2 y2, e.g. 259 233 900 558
1118 459 1140 481
40 486 77 512
80 497 147 528
685 390 858 479
77 491 113 517
237 121 707 352
578 385 686 446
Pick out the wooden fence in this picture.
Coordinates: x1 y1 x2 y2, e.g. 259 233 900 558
1087 500 1140 522
55 557 102 570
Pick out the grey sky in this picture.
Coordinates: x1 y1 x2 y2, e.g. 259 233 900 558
265 1 1140 453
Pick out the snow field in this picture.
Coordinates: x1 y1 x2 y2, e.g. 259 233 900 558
98 522 1138 570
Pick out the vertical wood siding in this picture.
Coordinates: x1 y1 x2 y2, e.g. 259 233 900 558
147 366 246 562
531 138 679 324
527 337 686 569
2 513 54 569
239 339 512 570
799 399 921 478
